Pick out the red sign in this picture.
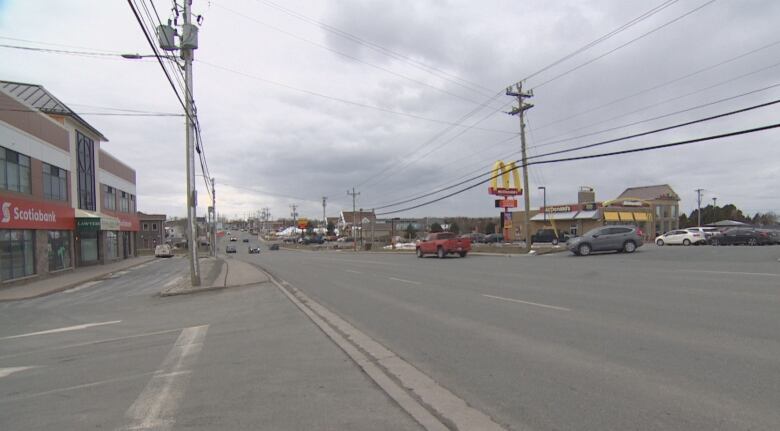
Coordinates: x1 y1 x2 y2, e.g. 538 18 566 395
488 187 521 196
117 214 140 231
495 199 518 208
0 195 75 230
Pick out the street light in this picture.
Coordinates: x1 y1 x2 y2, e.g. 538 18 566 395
121 53 180 60
538 186 547 223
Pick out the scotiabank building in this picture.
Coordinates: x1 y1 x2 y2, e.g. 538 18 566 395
1 80 139 286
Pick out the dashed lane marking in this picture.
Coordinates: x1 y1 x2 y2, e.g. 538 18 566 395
482 294 571 311
0 366 38 379
388 277 422 285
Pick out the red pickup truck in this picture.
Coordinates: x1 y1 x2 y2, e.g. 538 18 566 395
416 232 471 258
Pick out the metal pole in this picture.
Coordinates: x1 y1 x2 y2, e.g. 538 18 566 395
371 209 375 248
211 177 216 257
322 196 327 233
539 186 546 223
183 0 200 286
695 188 703 226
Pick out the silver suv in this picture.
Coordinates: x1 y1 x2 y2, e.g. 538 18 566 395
567 225 644 256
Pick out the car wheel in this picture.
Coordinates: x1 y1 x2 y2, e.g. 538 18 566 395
437 247 445 259
552 238 559 245
578 243 591 256
416 248 423 258
623 241 637 253
748 238 758 246
459 251 468 258
656 239 664 246
682 239 691 246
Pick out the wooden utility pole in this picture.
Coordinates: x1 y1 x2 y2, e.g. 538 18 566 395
347 188 360 251
506 83 534 249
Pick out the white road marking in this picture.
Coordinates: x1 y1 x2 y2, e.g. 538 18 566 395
0 321 122 340
63 280 102 294
0 371 155 404
482 294 571 311
117 325 208 431
163 276 184 288
0 366 37 378
0 328 183 360
677 269 780 277
388 277 422 285
345 269 363 274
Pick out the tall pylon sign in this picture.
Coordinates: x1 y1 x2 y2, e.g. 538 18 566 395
488 161 522 241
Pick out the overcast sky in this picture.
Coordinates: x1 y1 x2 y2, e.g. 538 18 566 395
1 0 778 221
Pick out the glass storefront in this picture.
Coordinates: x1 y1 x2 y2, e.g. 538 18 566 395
48 230 72 271
80 231 99 263
106 231 118 259
0 229 35 281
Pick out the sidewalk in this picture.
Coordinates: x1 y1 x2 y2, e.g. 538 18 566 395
0 256 155 301
160 255 269 296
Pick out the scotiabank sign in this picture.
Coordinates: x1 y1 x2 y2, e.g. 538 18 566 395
0 196 75 230
117 214 140 231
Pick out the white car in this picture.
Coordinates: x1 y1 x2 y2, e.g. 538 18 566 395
655 229 705 246
154 244 174 258
685 227 720 242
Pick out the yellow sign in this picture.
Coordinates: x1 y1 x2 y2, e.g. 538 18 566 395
297 218 309 229
488 160 522 196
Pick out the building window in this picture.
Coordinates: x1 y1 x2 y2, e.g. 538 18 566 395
103 185 116 210
152 223 158 231
77 132 96 210
106 231 118 259
48 231 72 271
120 191 129 212
143 223 149 231
570 224 578 236
42 163 68 201
0 229 35 281
0 146 32 194
671 205 678 218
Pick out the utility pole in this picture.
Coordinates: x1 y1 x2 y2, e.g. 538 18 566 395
180 0 200 285
322 196 327 232
695 188 704 226
290 204 298 237
712 197 717 207
210 177 216 257
347 188 360 251
507 82 534 249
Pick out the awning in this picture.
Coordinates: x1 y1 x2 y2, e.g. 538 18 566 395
633 212 650 221
530 211 580 221
618 212 635 222
575 210 600 220
74 209 120 231
604 211 620 221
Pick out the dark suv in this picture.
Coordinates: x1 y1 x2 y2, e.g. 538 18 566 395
531 229 570 245
566 225 644 256
710 228 772 246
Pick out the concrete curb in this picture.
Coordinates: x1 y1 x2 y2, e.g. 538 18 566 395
159 258 269 297
0 257 156 302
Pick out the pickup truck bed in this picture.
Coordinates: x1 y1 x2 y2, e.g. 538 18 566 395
416 233 471 258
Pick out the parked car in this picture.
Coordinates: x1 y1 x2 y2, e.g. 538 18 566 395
154 244 174 258
461 233 487 243
416 232 471 258
567 225 644 256
242 238 249 243
282 237 297 243
269 243 280 250
225 245 237 253
685 226 720 242
655 229 705 246
248 246 261 254
484 233 504 243
229 237 237 242
337 236 354 242
762 230 780 244
531 228 570 245
710 228 772 245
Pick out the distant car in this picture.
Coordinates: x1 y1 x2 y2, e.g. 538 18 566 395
154 244 173 258
337 237 354 242
655 229 704 246
229 237 237 242
242 238 249 243
269 243 280 250
531 228 570 245
710 228 772 246
248 246 261 254
225 245 237 253
567 225 644 256
461 233 486 243
685 227 720 242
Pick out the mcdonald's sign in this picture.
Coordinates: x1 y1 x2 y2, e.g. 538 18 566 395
487 160 522 196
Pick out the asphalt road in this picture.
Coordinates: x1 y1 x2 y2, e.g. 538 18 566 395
247 242 780 431
0 235 422 431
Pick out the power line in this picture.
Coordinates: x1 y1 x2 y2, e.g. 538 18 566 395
529 0 716 90
533 38 780 131
369 96 780 210
530 81 780 151
0 43 124 58
196 59 512 134
521 0 680 82
377 121 780 215
0 35 120 53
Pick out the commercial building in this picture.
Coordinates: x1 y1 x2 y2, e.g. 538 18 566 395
1 80 139 286
512 185 680 241
136 212 166 250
